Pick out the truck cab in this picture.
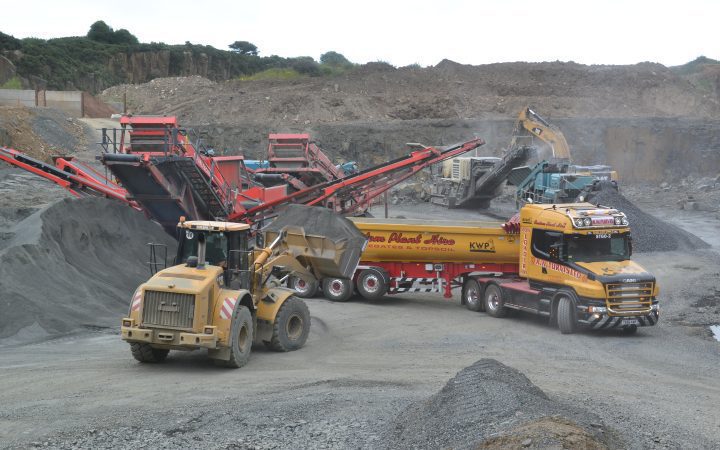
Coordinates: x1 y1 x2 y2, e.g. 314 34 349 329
493 203 659 333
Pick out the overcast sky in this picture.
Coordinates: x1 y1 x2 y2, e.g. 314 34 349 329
3 0 717 67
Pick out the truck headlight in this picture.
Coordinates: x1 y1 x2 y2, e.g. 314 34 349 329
651 304 659 311
574 218 585 227
614 216 622 225
583 218 592 226
588 306 607 314
621 217 629 225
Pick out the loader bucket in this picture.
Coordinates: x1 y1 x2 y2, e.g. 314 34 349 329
262 205 368 279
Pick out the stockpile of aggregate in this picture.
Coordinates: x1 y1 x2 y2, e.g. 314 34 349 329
0 197 176 343
381 359 614 449
592 182 708 252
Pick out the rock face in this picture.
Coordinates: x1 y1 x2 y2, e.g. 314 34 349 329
106 51 227 84
0 55 16 84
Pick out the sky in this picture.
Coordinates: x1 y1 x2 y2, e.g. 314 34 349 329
2 0 718 67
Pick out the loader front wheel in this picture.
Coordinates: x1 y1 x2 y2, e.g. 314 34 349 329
267 296 310 352
322 277 353 302
216 306 253 368
288 275 318 298
130 343 169 363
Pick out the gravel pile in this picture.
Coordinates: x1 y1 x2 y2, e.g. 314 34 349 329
592 182 709 252
381 359 613 449
0 197 175 343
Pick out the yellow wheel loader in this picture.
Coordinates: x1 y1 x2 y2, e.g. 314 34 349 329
120 206 367 368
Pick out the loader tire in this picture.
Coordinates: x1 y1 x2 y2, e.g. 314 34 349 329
322 277 353 302
484 284 507 318
266 296 311 352
288 275 318 298
215 306 253 368
130 343 169 363
357 268 388 301
557 295 577 334
462 279 485 312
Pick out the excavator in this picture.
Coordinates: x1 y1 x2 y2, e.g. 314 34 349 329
430 107 618 209
507 107 619 205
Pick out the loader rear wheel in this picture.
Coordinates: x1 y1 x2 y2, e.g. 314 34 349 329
130 343 169 363
215 306 253 368
322 277 353 302
288 275 318 298
557 295 577 334
267 296 311 352
357 269 388 301
484 284 507 318
462 279 485 312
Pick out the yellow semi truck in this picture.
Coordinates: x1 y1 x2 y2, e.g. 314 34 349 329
288 203 659 334
121 207 366 367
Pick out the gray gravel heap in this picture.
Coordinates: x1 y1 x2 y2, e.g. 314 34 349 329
592 182 708 252
0 197 176 342
381 359 612 449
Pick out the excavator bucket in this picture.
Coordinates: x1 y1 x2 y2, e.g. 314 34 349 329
262 205 367 279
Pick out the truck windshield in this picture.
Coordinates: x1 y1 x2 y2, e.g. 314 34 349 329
177 231 228 265
563 233 630 263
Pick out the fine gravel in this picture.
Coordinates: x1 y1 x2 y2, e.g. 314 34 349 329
592 183 709 252
381 359 616 449
0 197 175 342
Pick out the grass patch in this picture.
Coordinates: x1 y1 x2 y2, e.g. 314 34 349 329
0 76 22 89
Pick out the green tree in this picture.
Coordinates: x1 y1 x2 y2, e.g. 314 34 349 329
87 20 114 43
229 41 258 56
320 51 351 67
113 28 138 45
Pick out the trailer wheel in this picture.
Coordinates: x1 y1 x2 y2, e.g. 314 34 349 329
288 275 318 298
462 279 485 312
557 295 577 334
357 269 388 300
267 296 311 352
322 277 353 302
484 284 507 318
216 306 253 368
130 343 169 363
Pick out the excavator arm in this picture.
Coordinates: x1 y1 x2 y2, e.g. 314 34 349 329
511 107 571 162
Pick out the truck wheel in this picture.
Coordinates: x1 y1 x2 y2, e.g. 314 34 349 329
130 343 169 363
216 306 253 368
484 284 507 318
322 277 353 302
357 269 387 300
267 296 311 352
557 295 577 334
288 275 318 298
462 279 485 312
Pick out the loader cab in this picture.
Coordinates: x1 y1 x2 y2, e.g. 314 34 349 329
175 219 252 289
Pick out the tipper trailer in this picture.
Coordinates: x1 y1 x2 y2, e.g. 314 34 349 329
283 203 659 334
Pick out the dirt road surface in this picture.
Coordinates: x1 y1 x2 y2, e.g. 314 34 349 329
1 201 719 450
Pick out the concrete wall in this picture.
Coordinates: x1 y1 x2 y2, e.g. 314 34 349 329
0 89 118 118
45 90 83 117
0 89 35 107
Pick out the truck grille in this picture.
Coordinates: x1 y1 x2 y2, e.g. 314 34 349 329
141 290 195 329
606 281 653 314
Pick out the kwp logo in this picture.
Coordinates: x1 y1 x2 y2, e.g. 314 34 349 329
470 240 495 253
131 291 142 311
220 297 238 320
